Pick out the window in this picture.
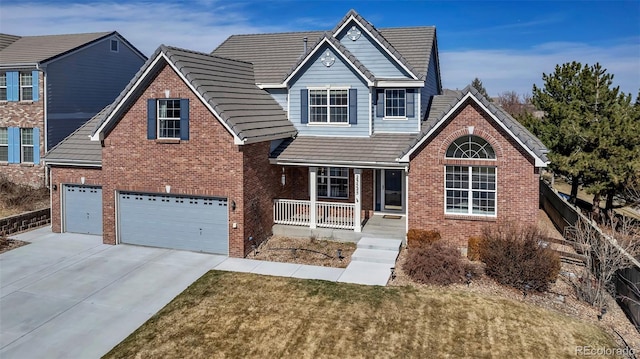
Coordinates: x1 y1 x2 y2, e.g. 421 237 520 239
318 167 349 198
446 166 496 215
446 135 495 159
21 128 34 163
110 39 119 52
158 99 181 139
444 136 497 216
19 72 33 101
0 73 6 101
385 89 405 117
0 128 7 162
309 89 348 123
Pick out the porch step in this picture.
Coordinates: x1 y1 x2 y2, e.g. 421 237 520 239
351 248 399 265
357 237 402 251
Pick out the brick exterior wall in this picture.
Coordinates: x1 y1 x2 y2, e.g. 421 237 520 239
0 72 45 187
49 166 102 233
408 100 540 248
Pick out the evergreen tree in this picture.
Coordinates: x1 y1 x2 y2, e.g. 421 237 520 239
471 77 492 101
531 62 640 214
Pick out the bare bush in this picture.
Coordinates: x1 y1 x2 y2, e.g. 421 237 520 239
568 215 640 307
478 223 561 293
407 229 441 249
404 241 475 286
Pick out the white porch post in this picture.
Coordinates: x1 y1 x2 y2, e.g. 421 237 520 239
354 168 362 233
309 167 317 229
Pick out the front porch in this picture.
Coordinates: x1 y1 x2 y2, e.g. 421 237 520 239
272 213 406 242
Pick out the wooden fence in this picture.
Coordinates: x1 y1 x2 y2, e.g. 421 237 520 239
540 179 640 331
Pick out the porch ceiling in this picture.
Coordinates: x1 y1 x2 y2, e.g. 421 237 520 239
270 134 416 168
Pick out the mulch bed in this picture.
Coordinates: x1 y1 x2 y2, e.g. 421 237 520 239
0 237 29 254
250 236 356 268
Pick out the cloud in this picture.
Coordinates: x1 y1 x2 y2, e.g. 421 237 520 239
0 1 285 55
440 41 640 97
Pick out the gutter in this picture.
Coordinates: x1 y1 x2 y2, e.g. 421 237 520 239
0 63 39 70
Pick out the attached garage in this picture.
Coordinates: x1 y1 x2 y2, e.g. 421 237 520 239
63 185 103 235
117 192 229 254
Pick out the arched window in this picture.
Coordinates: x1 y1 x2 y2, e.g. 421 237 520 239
444 135 497 216
446 135 495 159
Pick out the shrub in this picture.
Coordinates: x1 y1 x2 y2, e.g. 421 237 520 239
467 236 483 261
407 229 441 249
404 241 474 286
478 223 561 293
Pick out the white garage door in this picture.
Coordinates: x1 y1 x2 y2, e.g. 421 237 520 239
63 185 103 235
118 192 229 254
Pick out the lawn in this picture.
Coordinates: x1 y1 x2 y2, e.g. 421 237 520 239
104 271 617 359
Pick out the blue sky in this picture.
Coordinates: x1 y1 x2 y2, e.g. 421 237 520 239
1 0 638 97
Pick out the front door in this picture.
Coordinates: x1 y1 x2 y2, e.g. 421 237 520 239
384 169 403 211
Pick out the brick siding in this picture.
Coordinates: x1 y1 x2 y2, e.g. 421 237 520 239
408 100 540 247
0 73 45 187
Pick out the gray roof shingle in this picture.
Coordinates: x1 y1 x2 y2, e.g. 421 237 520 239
0 32 115 64
404 85 549 163
0 33 20 52
44 106 107 165
271 134 417 167
95 45 296 143
211 11 436 83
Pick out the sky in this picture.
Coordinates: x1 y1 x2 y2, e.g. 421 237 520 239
1 0 639 98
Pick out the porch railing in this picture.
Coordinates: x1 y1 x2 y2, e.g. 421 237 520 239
273 199 355 230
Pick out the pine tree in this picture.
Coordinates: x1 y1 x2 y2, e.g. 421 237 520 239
532 62 640 214
471 77 492 101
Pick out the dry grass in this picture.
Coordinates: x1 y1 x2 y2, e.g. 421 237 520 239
251 236 356 268
104 271 618 359
0 175 49 218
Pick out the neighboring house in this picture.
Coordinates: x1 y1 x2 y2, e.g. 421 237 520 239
0 31 146 187
45 10 548 257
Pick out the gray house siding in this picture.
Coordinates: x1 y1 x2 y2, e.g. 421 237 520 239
420 47 440 119
45 36 144 149
289 47 369 137
267 88 288 112
336 24 409 79
372 89 420 133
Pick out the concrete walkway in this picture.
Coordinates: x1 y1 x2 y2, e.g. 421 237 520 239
1 227 397 358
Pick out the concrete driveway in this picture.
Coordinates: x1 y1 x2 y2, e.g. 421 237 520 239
0 227 227 359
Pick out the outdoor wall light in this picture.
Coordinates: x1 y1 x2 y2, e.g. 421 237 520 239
390 267 396 281
80 177 85 185
165 185 171 193
231 200 236 211
52 184 57 191
468 126 474 135
164 89 170 98
337 248 343 261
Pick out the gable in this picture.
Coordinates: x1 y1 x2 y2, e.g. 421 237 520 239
336 22 410 79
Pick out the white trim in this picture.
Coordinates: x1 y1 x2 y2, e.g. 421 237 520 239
115 189 120 244
383 117 408 121
309 167 317 229
44 161 101 167
380 169 405 213
404 166 409 239
317 167 349 199
376 80 423 87
417 91 422 132
384 88 406 118
399 92 548 167
354 168 362 233
307 87 350 125
368 89 372 136
256 83 287 89
91 52 245 144
333 15 418 80
306 123 351 127
283 38 374 86
156 98 181 139
443 165 498 218
60 182 65 232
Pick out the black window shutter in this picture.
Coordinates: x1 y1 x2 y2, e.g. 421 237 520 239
406 89 415 117
376 89 384 118
180 99 189 140
147 99 156 139
300 89 309 124
348 88 357 125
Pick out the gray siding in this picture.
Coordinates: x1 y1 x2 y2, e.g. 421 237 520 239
337 24 408 79
46 35 144 149
289 47 370 137
421 46 440 119
267 88 288 112
373 89 420 134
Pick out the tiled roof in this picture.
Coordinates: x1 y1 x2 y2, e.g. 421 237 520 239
44 106 107 165
95 45 296 143
211 11 436 83
271 134 417 167
0 33 20 52
0 32 115 64
404 85 549 163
